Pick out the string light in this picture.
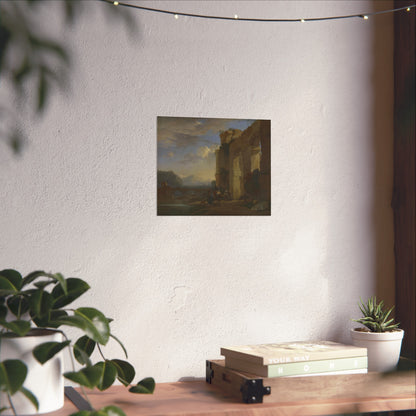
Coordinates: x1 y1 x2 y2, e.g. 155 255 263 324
99 0 415 23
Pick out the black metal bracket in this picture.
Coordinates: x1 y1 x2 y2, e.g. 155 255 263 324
64 386 93 411
206 360 214 384
240 378 271 403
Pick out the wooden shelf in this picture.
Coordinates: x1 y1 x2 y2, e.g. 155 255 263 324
51 367 415 416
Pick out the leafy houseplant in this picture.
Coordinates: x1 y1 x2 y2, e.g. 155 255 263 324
351 296 404 372
0 269 155 416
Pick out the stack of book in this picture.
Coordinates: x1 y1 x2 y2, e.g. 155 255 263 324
220 340 368 378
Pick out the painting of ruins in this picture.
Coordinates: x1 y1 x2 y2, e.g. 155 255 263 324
157 116 271 216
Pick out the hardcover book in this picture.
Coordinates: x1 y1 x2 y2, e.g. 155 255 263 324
220 341 367 366
224 355 368 377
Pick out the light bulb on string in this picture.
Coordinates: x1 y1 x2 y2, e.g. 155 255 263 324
100 1 415 24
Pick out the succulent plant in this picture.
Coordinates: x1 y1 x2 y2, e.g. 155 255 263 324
353 296 400 333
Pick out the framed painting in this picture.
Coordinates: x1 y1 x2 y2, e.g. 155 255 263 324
157 116 271 216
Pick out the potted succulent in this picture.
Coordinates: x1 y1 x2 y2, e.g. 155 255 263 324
351 296 404 372
0 269 155 416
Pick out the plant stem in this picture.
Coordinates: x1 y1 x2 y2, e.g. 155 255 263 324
7 393 17 416
97 343 106 361
61 332 94 411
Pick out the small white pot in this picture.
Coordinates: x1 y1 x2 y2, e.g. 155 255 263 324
351 328 404 372
0 329 64 415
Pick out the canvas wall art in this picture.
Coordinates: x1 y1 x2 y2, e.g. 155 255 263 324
157 116 271 216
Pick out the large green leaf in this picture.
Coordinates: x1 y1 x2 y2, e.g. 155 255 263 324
29 290 53 326
54 308 109 345
110 359 135 386
128 377 155 394
0 360 27 395
0 303 7 321
0 270 22 291
94 361 117 391
33 340 71 364
7 295 30 318
0 276 19 296
22 270 50 287
19 386 39 411
0 319 31 336
74 308 110 345
64 366 102 389
47 310 69 328
74 335 96 365
51 278 90 308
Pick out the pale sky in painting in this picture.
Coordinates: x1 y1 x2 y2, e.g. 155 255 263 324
157 117 255 184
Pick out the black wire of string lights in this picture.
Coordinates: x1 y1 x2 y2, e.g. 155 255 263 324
100 0 415 23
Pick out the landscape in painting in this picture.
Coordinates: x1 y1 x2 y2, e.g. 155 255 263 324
157 117 271 216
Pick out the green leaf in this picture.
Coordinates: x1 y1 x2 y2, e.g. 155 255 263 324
51 278 90 309
33 340 70 364
47 310 69 328
19 386 39 411
94 361 117 391
128 377 155 394
0 359 27 395
110 359 135 386
0 276 19 296
97 406 127 416
29 290 53 326
74 335 96 365
7 295 30 318
68 412 91 416
0 270 22 291
64 366 102 389
22 270 50 287
0 304 7 321
74 308 110 345
55 309 109 345
23 271 68 295
69 407 126 416
0 319 31 336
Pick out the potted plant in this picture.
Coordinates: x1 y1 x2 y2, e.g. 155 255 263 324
0 269 155 416
351 296 404 372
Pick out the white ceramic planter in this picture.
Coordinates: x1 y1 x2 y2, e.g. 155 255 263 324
0 329 64 415
351 328 404 372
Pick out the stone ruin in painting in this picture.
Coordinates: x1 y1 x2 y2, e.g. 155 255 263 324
215 120 270 205
157 119 270 216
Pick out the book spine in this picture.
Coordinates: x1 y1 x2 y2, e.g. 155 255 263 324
267 356 368 377
225 356 368 377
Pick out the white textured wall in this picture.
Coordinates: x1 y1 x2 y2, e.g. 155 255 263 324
0 1 394 382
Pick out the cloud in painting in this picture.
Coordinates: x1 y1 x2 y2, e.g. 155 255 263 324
157 117 236 149
197 145 217 159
